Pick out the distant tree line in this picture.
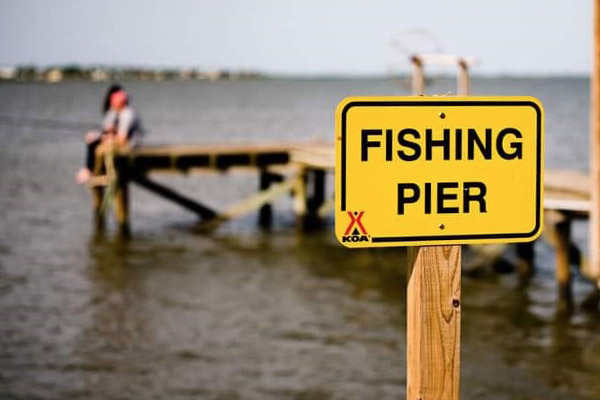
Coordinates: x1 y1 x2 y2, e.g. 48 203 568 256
0 65 264 83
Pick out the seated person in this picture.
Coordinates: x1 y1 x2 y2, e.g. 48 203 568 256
76 85 144 183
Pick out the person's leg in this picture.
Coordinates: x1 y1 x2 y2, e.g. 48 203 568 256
76 132 101 184
85 138 101 171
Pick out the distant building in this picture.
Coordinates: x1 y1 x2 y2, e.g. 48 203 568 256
45 68 63 83
198 70 222 81
0 66 16 80
90 68 109 82
179 69 195 80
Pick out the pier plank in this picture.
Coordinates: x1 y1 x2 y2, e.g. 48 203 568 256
545 170 591 217
545 170 590 200
114 142 326 173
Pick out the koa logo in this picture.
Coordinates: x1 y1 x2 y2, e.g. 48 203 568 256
342 211 370 243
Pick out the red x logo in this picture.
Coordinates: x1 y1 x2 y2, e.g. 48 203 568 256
344 211 367 235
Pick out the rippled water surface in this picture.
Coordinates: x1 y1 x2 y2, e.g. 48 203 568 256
1 78 599 400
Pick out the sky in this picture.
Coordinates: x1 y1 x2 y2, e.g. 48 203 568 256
0 0 593 76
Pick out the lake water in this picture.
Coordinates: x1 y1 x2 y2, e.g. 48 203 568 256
0 78 599 400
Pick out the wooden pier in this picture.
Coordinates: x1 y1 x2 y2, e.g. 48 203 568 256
87 140 597 302
88 141 335 235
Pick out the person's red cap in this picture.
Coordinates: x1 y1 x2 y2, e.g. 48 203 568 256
110 90 127 108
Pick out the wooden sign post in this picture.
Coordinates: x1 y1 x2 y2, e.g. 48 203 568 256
407 55 468 400
335 96 543 399
407 246 461 400
590 0 600 283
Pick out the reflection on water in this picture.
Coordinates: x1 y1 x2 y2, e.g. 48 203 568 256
0 79 599 399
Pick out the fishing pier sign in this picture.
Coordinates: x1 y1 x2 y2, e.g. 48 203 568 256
335 97 544 247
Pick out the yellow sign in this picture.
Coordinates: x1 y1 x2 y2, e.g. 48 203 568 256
335 96 544 247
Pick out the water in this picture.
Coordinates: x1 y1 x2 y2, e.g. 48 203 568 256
0 78 599 400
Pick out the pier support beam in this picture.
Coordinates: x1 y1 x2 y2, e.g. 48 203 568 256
294 168 326 230
132 175 217 221
546 211 573 307
306 169 326 228
293 169 307 226
114 170 130 237
90 145 107 231
258 170 282 228
555 219 572 308
91 186 105 231
515 242 535 279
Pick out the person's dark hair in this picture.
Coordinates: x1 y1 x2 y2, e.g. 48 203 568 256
102 84 128 115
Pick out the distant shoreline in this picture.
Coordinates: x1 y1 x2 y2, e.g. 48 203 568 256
0 65 589 83
0 65 265 83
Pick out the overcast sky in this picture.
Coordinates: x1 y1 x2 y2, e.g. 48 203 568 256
0 0 593 76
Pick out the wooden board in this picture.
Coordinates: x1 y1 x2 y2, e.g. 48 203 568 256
545 170 590 199
290 145 334 169
545 170 591 216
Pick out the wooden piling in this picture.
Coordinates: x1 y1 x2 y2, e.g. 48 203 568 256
457 59 470 96
555 219 573 306
91 186 105 231
114 171 130 236
90 144 106 230
515 242 535 279
304 168 326 228
293 168 308 228
590 0 600 282
407 246 461 400
411 56 424 96
109 153 131 237
258 170 277 227
547 210 573 306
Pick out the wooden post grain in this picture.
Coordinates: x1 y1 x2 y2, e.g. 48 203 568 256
407 246 461 400
590 0 600 282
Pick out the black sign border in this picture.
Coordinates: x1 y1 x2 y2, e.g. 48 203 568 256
339 100 543 243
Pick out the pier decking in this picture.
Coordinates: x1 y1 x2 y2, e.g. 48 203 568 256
545 170 590 215
115 143 296 173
